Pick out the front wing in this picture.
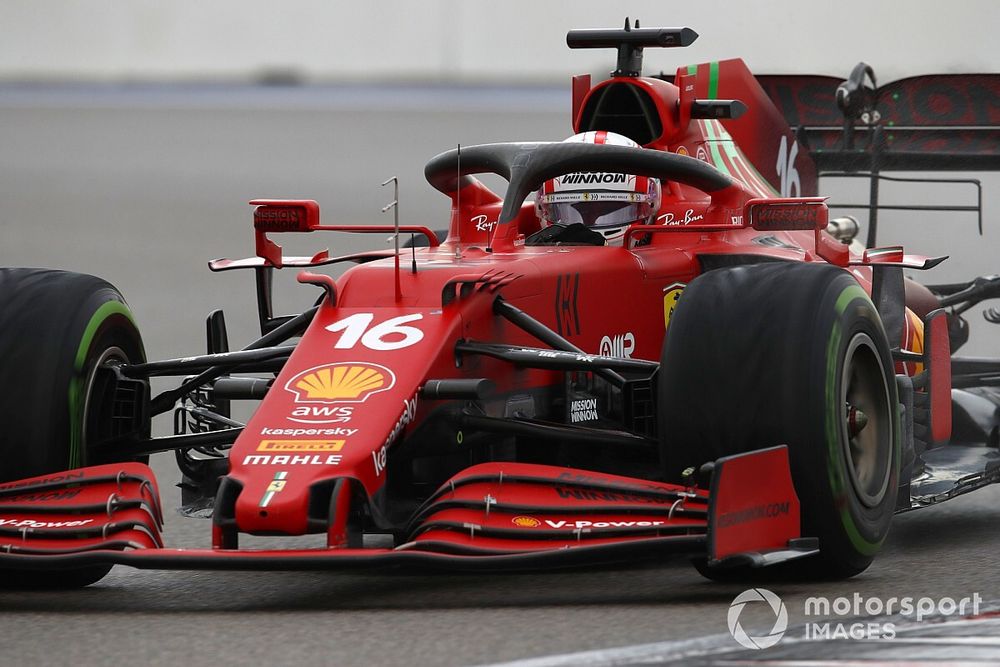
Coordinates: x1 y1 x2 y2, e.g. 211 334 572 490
0 447 814 575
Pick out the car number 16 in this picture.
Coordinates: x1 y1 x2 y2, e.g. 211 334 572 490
325 313 425 351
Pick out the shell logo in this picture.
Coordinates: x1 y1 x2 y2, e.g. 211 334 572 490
284 362 396 404
511 516 541 528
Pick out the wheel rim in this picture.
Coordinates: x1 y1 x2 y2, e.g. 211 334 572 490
840 333 892 508
81 345 129 464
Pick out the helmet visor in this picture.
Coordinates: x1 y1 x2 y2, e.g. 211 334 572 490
537 192 655 229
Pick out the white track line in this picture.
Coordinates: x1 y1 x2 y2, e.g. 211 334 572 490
476 631 746 667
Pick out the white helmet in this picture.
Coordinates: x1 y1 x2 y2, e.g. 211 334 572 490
535 131 661 245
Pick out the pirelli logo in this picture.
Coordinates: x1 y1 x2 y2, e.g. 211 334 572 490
257 440 346 452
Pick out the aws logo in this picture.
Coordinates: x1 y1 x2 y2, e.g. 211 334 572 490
284 362 396 404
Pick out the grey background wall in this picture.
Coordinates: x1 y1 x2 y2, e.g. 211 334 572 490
3 0 999 83
1 0 998 361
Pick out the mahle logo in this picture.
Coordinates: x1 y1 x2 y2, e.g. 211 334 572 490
285 363 395 403
728 588 788 650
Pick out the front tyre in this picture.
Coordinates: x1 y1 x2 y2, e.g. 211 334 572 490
0 268 147 588
659 263 899 579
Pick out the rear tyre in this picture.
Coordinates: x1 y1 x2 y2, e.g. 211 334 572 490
0 268 147 588
659 263 898 579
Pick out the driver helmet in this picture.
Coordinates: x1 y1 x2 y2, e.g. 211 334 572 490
535 131 661 245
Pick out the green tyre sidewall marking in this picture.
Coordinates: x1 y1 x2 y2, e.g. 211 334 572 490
67 300 138 468
824 284 900 557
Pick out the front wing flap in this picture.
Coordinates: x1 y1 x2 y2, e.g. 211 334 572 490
0 463 163 556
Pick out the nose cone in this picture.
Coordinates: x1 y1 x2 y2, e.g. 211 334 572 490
224 305 463 537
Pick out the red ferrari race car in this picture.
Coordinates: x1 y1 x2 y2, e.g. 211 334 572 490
2 22 999 589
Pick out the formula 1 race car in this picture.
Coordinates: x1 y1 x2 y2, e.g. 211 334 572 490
2 21 1000 588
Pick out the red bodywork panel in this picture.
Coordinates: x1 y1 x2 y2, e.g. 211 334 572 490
228 302 464 535
206 189 907 545
206 212 838 544
925 310 953 445
680 59 819 197
708 446 800 562
573 59 817 198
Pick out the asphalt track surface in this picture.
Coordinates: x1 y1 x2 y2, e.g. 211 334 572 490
2 85 1000 666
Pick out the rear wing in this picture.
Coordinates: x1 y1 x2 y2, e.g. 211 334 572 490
756 71 1000 172
755 69 1000 246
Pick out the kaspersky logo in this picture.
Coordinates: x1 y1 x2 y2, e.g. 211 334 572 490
284 362 395 404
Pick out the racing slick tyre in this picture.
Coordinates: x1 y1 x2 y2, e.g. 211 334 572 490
659 262 899 580
0 268 147 588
